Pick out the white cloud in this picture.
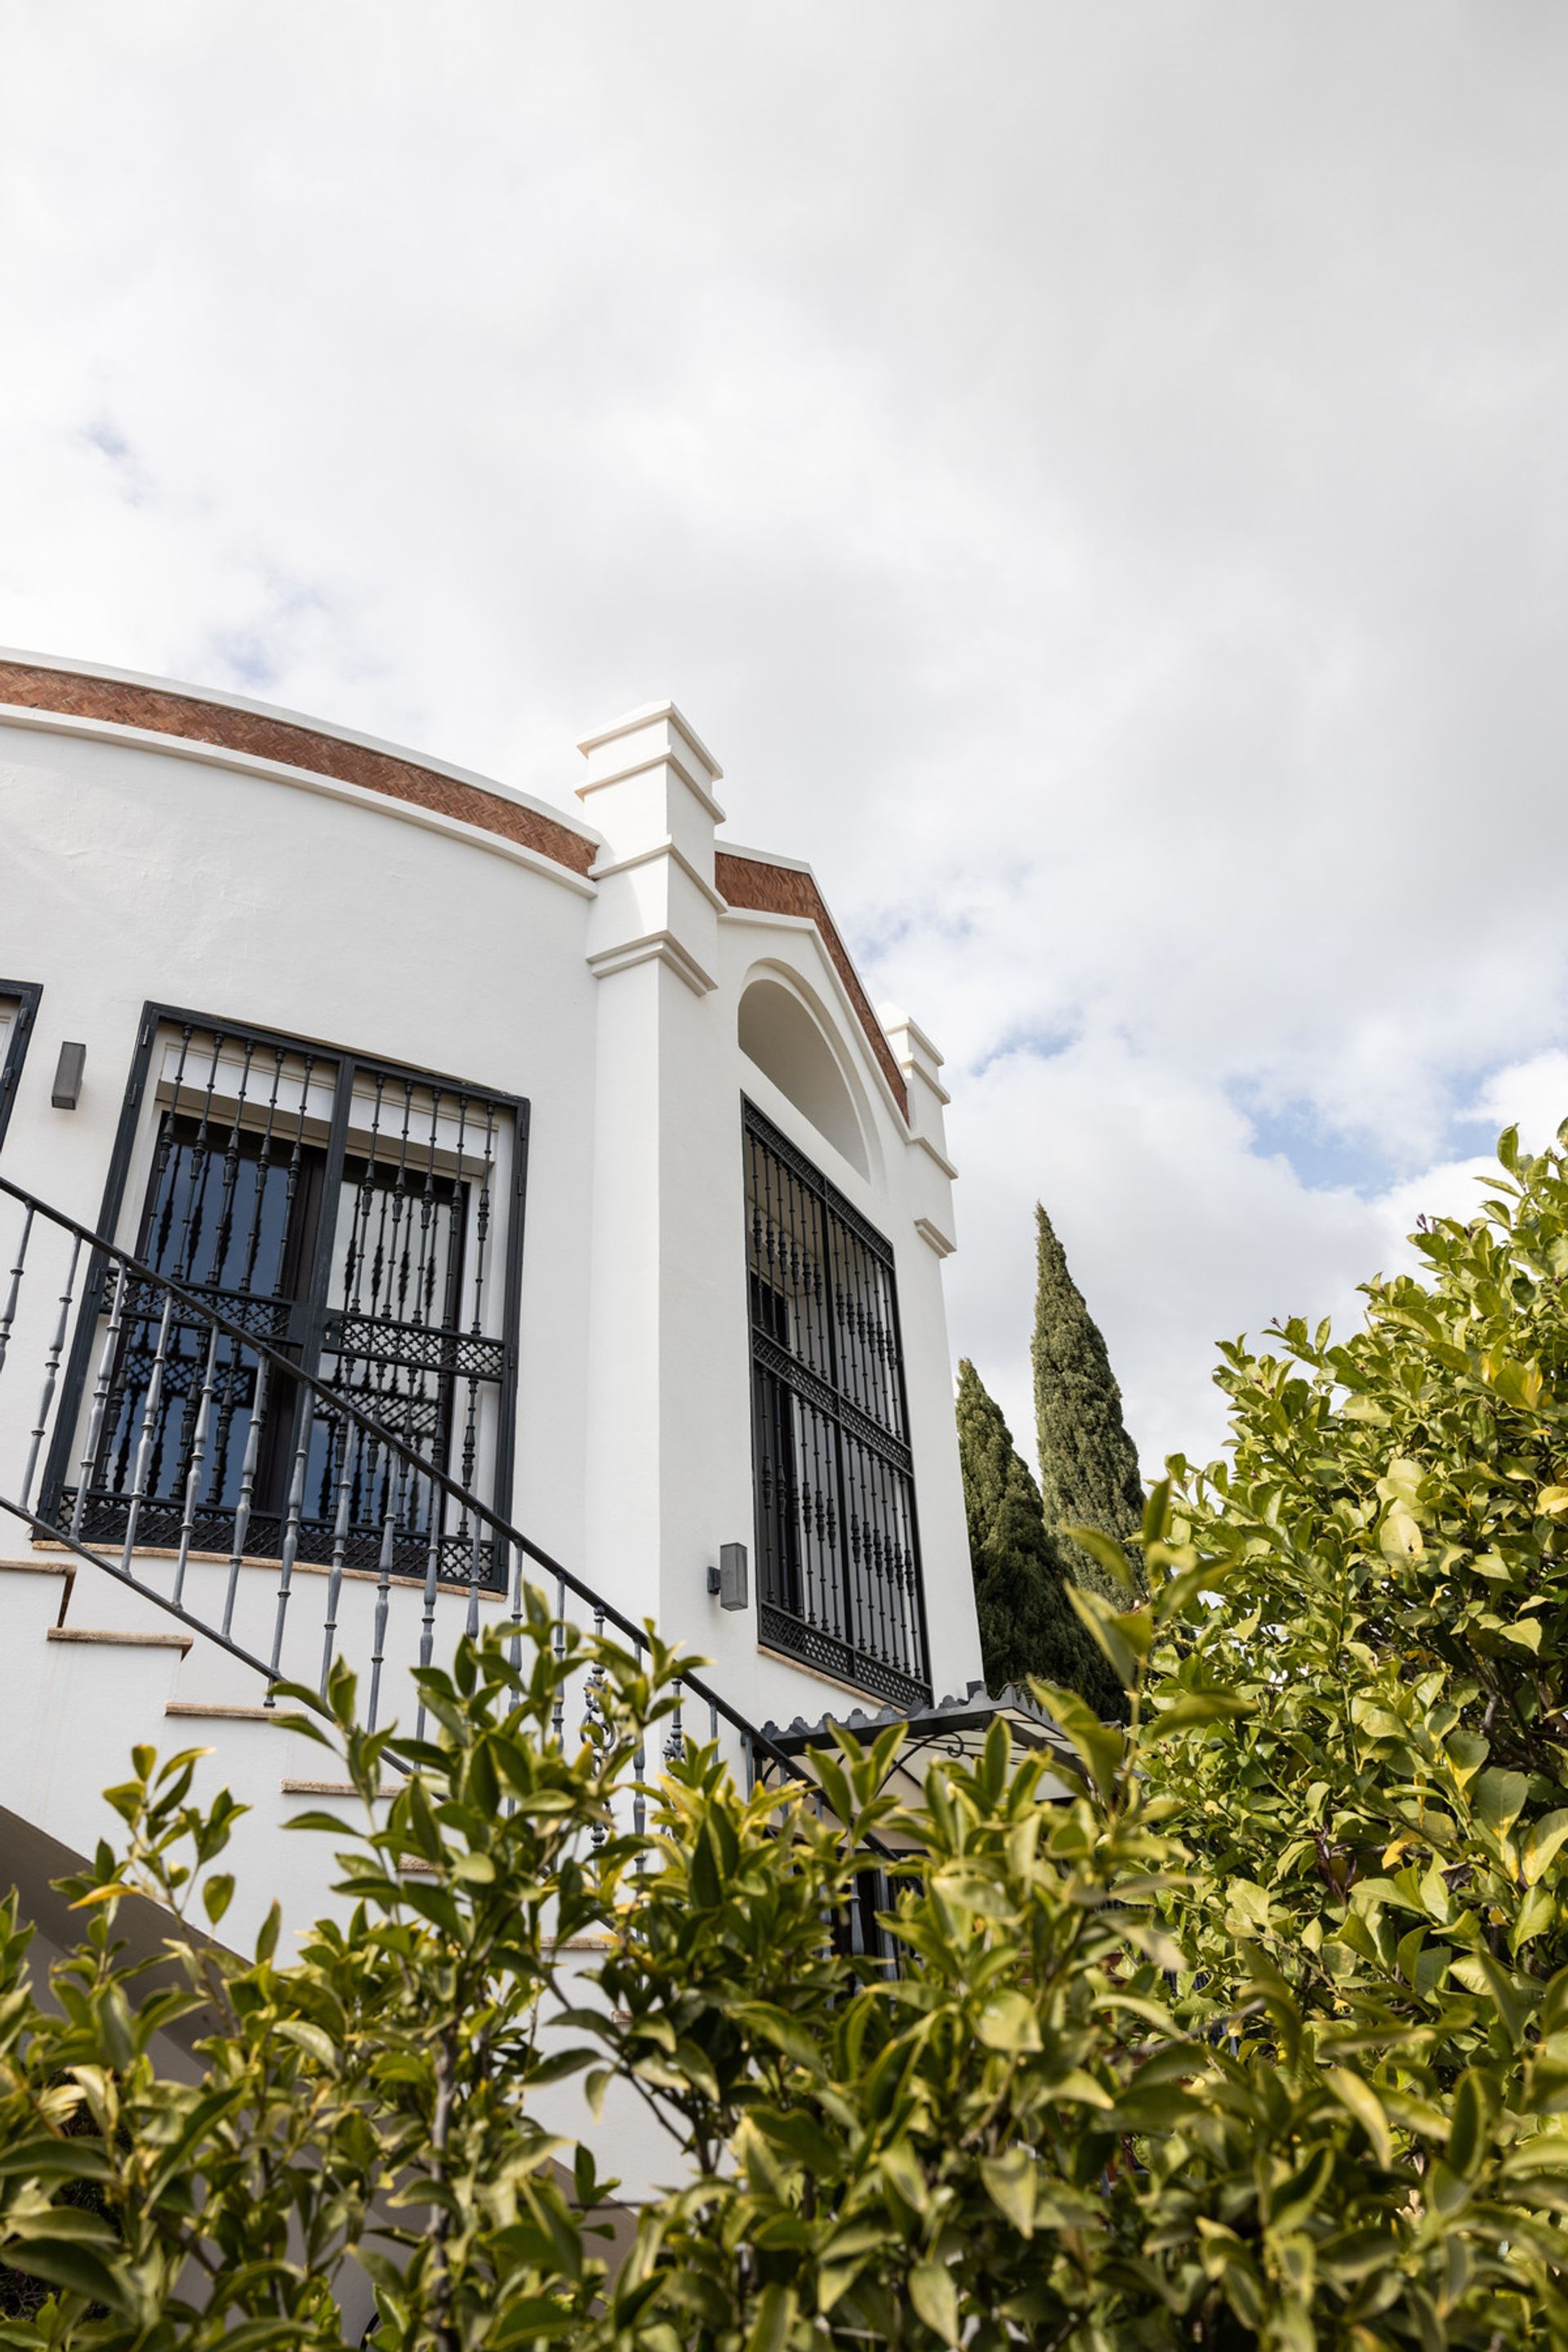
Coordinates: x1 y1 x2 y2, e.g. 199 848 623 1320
3 2 1568 1481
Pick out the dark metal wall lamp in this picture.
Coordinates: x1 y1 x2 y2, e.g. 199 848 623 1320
708 1543 749 1610
51 1043 86 1110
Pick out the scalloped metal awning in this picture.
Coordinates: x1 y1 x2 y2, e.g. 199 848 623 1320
756 1678 1083 1813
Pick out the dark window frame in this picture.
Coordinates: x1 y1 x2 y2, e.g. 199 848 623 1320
42 1002 530 1586
0 982 42 1153
743 1094 931 1707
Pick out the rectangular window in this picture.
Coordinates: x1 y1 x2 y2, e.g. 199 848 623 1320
49 1012 528 1588
744 1098 929 1706
0 982 42 1152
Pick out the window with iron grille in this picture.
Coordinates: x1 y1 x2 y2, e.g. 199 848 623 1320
0 983 42 1152
744 1098 929 1707
45 1009 528 1588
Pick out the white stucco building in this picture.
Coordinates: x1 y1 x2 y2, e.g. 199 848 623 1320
0 651 984 1989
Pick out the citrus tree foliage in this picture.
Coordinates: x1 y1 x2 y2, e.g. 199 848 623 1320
9 1141 1568 2347
1134 1126 1568 2330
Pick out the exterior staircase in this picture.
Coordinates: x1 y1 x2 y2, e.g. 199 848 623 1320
0 1168 784 1964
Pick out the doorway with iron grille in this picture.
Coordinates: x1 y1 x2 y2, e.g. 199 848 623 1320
743 1097 929 1707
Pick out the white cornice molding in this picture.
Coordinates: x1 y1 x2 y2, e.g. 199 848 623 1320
590 836 728 912
575 746 727 825
911 1129 960 1181
914 1216 957 1258
0 702 599 898
586 930 718 996
577 698 724 783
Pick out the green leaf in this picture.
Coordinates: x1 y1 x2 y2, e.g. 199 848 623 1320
201 1872 234 1927
979 2148 1036 2237
1143 1687 1254 1741
0 2237 128 2313
255 1900 281 1964
1526 1811 1568 1886
974 1989 1042 2054
274 2019 337 2069
909 2261 961 2347
1472 1768 1530 1838
1323 2069 1392 2169
746 2283 798 2352
1514 1884 1557 1952
1446 2069 1486 2177
0 2138 110 2181
1061 1523 1134 1595
1062 1580 1147 1693
1028 1683 1124 1798
1445 1731 1490 1788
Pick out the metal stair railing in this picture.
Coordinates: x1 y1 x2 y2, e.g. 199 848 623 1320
0 1170 810 1798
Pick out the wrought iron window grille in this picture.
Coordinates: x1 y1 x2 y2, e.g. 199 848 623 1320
0 983 42 1153
744 1096 930 1708
42 1007 528 1592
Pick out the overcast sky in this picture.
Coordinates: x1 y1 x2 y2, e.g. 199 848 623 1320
4 2 1567 1477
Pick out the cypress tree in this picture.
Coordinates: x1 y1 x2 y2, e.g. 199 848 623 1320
956 1359 1122 1717
1031 1203 1147 1598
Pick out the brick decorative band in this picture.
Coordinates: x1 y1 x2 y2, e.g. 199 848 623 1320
716 852 906 1120
0 661 599 878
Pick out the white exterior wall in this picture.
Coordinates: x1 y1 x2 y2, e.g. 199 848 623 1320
0 667 982 1954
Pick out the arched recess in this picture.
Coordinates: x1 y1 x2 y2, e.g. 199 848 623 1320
738 966 873 1179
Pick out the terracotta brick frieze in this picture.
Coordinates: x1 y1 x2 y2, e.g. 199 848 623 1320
0 661 599 878
715 851 906 1120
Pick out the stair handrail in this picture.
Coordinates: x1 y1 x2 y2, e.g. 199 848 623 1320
0 1169 816 1789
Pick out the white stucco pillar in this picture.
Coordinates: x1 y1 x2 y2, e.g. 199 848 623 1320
576 703 735 1637
878 1004 959 1258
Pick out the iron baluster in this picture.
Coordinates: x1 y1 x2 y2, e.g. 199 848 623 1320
632 1632 647 1862
414 1499 441 1744
267 1390 315 1687
0 1203 34 1385
665 1677 684 1766
466 1514 482 1643
318 1427 355 1698
551 1574 566 1747
506 1535 523 1672
221 1356 269 1639
172 1324 220 1607
20 1236 82 1512
365 1492 399 1733
581 1604 608 1845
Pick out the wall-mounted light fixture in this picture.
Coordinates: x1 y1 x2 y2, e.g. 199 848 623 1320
707 1542 749 1611
51 1042 87 1110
